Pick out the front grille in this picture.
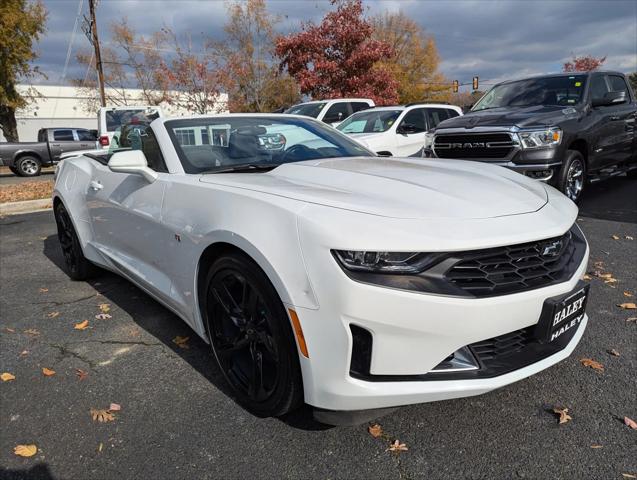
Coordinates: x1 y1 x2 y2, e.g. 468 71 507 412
434 132 515 159
469 328 534 361
444 226 585 297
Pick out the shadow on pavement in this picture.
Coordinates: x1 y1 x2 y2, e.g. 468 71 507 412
578 175 637 224
0 463 57 480
42 235 331 432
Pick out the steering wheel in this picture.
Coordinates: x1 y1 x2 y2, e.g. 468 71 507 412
280 144 316 163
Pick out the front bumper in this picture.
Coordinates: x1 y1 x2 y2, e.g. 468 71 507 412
294 233 589 412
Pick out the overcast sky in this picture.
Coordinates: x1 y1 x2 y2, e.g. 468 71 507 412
36 0 637 91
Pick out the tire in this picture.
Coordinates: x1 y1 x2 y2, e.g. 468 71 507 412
556 150 586 203
16 156 41 177
8 166 19 175
54 202 97 280
203 253 303 417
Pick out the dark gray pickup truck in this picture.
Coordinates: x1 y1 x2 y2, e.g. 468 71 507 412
424 71 637 203
0 127 98 177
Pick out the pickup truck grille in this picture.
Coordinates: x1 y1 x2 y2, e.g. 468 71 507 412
433 132 515 159
443 226 585 297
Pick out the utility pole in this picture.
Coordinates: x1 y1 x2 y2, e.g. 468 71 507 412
87 0 106 107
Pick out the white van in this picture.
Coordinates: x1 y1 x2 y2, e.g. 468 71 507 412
98 106 164 148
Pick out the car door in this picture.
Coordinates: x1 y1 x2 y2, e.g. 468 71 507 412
589 74 634 169
75 129 99 151
605 75 636 163
49 129 77 162
86 125 175 303
396 108 428 156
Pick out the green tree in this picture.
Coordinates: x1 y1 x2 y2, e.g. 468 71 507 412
0 0 47 141
628 72 637 95
371 11 447 103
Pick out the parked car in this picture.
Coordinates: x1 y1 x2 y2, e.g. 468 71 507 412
284 98 374 126
53 114 589 425
98 105 163 148
337 103 463 157
0 127 98 176
423 71 637 202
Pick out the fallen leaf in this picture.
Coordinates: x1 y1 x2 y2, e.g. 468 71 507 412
387 439 408 453
1 372 16 382
172 336 190 349
75 368 88 380
623 474 637 479
90 408 115 423
42 367 56 376
24 328 40 336
98 303 111 313
368 424 383 438
597 273 613 279
580 358 604 372
625 291 635 297
39 288 48 293
626 235 634 240
13 444 37 457
4 327 16 333
98 442 103 452
74 320 89 330
47 311 60 318
611 234 620 240
604 277 617 284
590 445 603 449
627 317 637 323
625 417 637 430
109 403 121 412
553 407 572 424
608 349 620 357
19 350 28 356
583 274 592 280
618 303 637 310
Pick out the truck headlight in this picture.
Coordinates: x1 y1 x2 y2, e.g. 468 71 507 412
332 250 443 274
518 128 562 149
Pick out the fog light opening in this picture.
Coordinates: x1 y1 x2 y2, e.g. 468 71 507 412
525 169 554 181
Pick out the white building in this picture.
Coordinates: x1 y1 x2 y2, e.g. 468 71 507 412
2 84 229 142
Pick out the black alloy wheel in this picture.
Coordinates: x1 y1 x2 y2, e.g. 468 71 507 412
204 254 302 417
54 202 96 280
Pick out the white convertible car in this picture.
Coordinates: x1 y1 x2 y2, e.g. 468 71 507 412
53 114 590 424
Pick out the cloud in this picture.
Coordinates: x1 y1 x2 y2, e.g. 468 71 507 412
35 0 637 88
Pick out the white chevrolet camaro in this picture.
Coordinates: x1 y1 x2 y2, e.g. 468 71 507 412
53 114 590 425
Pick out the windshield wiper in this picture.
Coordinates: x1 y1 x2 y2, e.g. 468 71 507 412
203 163 280 174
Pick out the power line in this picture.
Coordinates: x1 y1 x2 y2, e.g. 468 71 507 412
53 0 84 116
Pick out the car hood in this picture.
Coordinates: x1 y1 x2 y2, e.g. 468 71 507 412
199 157 548 220
436 105 580 130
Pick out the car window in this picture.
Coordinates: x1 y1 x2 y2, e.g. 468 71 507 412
53 129 74 141
590 75 610 103
446 109 460 119
37 130 46 142
165 116 373 174
608 75 630 100
108 123 168 173
323 102 351 123
284 102 326 118
399 109 427 133
426 108 450 129
351 102 372 113
104 109 160 133
337 110 402 134
76 129 97 141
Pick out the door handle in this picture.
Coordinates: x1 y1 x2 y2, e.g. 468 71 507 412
90 180 103 191
610 115 621 121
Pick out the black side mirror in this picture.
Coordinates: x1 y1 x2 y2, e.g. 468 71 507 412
592 90 627 107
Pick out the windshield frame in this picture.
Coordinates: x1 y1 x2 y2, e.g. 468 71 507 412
472 74 589 112
164 115 376 174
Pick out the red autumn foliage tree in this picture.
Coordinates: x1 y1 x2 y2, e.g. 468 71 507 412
563 54 607 72
275 0 398 105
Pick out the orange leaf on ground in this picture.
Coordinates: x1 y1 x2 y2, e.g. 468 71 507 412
75 369 88 380
0 179 53 202
611 235 620 240
625 417 637 430
590 445 603 449
47 311 60 318
627 317 637 323
13 444 37 457
618 303 637 309
580 358 604 372
368 424 383 438
608 349 620 357
387 439 408 452
1 372 16 382
623 474 637 479
624 291 635 298
98 303 111 313
19 350 28 356
42 368 55 376
109 403 121 412
90 408 115 423
74 320 89 330
553 407 572 424
172 336 190 349
24 328 40 336
39 288 48 293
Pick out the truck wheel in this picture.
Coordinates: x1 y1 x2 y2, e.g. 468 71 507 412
8 166 19 175
16 156 42 177
557 150 586 203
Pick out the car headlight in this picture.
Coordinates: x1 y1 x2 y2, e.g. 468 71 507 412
332 250 443 274
518 128 562 149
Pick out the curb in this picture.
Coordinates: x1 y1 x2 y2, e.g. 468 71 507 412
0 198 52 216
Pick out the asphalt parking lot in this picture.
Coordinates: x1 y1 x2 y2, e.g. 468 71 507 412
1 177 636 480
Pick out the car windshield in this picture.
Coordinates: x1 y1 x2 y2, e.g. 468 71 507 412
105 108 160 132
284 102 327 118
165 116 374 174
337 110 402 134
473 75 587 111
